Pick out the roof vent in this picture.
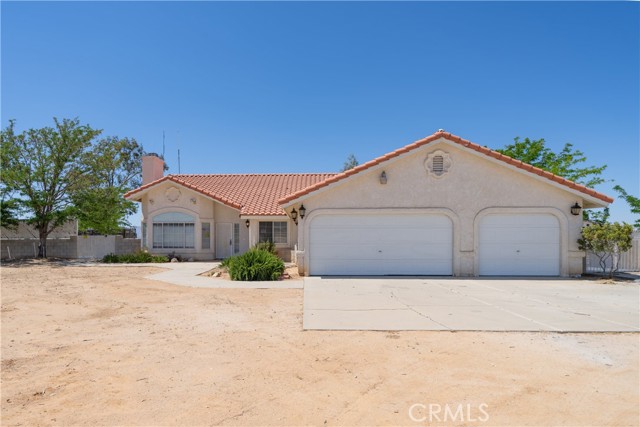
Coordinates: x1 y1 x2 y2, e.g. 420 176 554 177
437 128 445 132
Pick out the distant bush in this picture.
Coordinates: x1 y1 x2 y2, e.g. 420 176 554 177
102 251 169 263
226 249 284 281
252 241 278 256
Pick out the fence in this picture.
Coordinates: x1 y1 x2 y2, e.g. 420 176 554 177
585 231 640 273
1 219 77 239
1 235 141 260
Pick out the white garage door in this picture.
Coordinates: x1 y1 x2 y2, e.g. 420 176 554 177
309 213 453 276
478 214 560 276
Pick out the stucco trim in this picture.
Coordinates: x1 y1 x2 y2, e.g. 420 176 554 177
472 207 570 277
301 208 461 276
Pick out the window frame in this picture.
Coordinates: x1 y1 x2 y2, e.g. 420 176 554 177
201 222 211 250
258 221 288 245
151 212 196 249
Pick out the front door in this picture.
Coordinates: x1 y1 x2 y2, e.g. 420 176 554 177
215 223 233 259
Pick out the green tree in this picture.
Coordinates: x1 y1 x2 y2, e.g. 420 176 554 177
586 207 610 225
613 185 640 229
341 154 359 172
1 118 101 257
578 222 633 277
0 133 20 229
73 136 143 234
0 197 20 229
496 137 607 188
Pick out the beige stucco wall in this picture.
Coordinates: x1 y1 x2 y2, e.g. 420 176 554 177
213 202 249 257
140 182 216 260
293 138 586 277
138 181 296 261
244 215 298 262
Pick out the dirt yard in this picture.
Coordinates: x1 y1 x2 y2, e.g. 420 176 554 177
1 262 638 426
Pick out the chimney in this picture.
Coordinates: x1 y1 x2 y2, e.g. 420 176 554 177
142 153 165 185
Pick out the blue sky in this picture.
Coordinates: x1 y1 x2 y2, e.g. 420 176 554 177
2 1 638 226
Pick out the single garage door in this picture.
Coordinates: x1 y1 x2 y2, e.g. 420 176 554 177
478 213 560 276
309 213 453 275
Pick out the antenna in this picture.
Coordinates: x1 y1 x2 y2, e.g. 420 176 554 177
176 130 181 173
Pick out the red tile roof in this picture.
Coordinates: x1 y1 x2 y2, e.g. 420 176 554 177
278 131 613 205
124 173 336 216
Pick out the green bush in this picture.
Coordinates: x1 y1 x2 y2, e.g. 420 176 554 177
227 249 284 281
219 256 235 269
102 251 169 263
252 241 278 256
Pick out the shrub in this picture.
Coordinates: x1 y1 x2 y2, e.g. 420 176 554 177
578 222 633 277
252 241 278 256
102 251 169 263
219 256 236 269
227 249 284 281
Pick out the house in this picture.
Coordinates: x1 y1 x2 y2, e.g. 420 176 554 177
124 130 612 277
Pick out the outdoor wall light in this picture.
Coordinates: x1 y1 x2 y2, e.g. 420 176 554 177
245 219 250 228
570 202 582 216
291 208 298 225
379 171 387 184
298 205 306 219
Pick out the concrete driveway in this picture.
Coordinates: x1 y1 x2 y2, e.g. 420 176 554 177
303 277 640 331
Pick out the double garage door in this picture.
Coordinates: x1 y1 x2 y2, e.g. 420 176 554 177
308 212 560 276
309 213 453 276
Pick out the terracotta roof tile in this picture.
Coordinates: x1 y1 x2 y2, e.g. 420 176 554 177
278 131 613 205
125 131 613 213
124 173 336 216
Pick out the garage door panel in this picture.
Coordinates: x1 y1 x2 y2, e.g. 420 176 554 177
309 213 453 276
478 213 560 276
480 228 559 244
311 244 446 260
312 258 453 276
312 229 437 246
481 214 559 228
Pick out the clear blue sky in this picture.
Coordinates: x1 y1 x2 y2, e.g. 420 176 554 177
2 1 638 226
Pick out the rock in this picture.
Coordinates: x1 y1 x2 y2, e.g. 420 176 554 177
212 271 221 278
170 258 178 263
187 257 194 262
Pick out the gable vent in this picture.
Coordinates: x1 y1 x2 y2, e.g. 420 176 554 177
432 155 444 175
425 150 452 178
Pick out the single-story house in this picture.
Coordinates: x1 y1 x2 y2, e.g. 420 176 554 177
124 130 612 277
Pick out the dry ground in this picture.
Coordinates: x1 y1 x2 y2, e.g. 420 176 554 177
1 262 638 426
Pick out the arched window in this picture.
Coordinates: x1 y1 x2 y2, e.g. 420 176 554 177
152 212 195 249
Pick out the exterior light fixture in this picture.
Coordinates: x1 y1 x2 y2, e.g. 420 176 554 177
570 202 582 216
379 171 387 184
291 208 298 225
245 219 250 228
299 204 306 219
